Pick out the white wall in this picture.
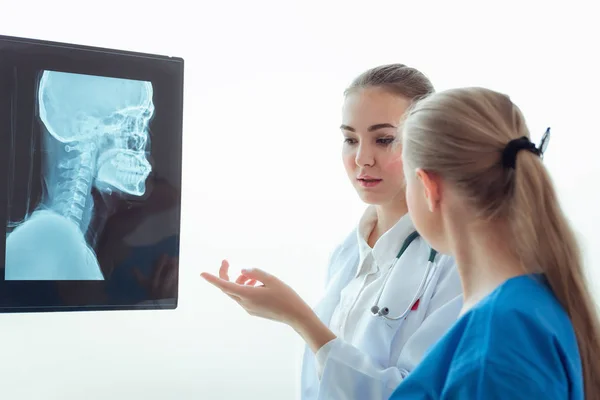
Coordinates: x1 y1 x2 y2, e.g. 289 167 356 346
1 0 598 399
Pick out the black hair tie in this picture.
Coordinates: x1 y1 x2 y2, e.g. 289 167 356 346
501 128 550 169
502 137 539 169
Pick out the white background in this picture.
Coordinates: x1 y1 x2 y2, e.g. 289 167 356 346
1 0 599 399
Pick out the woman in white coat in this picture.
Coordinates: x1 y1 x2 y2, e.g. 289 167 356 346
201 64 464 400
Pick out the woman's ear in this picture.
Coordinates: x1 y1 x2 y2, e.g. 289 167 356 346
415 168 441 212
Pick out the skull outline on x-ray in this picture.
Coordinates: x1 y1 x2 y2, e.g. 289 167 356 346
4 71 157 281
38 70 155 197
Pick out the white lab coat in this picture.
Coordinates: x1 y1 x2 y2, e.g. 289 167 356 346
299 224 463 400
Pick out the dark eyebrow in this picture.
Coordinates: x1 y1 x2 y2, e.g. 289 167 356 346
340 123 397 132
367 123 397 132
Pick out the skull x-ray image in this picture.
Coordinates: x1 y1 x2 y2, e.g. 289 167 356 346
6 71 155 280
0 35 184 313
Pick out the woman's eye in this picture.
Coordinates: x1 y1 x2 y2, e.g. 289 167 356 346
344 138 357 145
377 137 395 145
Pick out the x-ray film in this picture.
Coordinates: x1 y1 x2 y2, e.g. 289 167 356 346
0 35 184 313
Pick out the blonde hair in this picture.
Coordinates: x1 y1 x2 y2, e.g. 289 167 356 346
402 86 600 398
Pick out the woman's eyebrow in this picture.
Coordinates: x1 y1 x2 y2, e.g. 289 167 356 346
340 123 397 132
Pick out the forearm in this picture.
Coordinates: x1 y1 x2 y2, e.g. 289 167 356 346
292 307 410 399
291 306 337 354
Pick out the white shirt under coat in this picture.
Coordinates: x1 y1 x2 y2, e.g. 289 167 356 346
299 206 463 400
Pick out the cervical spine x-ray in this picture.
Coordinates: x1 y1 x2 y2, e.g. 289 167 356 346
5 71 154 281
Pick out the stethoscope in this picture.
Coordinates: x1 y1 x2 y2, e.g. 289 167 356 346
370 231 438 320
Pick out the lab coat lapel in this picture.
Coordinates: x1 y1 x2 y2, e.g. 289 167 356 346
313 247 360 327
378 237 430 317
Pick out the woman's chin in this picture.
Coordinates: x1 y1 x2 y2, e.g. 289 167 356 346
358 192 389 206
358 190 407 210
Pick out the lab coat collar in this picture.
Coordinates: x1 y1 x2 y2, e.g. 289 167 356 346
355 206 415 277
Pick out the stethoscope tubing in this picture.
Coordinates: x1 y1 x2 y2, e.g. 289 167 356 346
371 232 438 321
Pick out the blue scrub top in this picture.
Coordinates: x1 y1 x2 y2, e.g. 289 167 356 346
389 274 583 400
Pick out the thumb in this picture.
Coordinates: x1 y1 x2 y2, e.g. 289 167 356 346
240 268 273 285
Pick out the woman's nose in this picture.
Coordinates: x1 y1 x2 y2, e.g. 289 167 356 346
355 145 375 167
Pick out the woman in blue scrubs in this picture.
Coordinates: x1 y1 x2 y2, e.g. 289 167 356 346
389 87 600 399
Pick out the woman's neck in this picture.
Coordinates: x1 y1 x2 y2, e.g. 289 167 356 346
450 218 526 315
368 198 408 248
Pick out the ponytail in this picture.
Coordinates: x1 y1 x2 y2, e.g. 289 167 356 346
510 151 600 400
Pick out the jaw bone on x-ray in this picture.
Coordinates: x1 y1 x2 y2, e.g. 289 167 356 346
4 70 155 281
